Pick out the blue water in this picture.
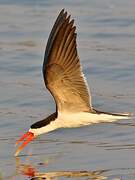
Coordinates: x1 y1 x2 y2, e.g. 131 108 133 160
0 0 135 179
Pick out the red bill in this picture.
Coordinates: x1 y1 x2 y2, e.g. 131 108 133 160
15 131 35 156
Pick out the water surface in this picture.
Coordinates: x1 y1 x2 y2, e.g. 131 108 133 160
0 0 135 179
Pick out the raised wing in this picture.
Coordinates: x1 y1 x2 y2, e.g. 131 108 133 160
43 9 92 113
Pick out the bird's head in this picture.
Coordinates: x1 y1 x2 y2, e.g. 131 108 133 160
15 112 57 156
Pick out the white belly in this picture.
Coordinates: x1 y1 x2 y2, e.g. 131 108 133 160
57 111 129 128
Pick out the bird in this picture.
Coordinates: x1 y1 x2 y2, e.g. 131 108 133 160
15 9 131 156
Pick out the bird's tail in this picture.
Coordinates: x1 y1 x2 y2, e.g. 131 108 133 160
93 108 133 117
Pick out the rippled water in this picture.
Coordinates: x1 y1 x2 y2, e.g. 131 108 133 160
0 0 135 179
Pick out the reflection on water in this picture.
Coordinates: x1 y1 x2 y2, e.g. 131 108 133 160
15 157 107 180
15 156 135 180
16 157 37 177
34 171 107 180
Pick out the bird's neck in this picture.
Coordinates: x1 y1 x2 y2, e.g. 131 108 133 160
29 112 59 136
29 119 59 136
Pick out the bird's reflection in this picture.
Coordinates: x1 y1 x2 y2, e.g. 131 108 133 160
16 156 37 177
15 156 107 180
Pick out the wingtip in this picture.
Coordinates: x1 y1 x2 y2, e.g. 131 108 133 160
59 9 66 17
61 8 65 13
59 8 65 15
59 9 72 20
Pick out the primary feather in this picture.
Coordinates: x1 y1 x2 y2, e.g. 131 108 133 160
43 9 92 113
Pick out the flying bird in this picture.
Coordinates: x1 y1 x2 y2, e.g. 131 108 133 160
15 9 131 156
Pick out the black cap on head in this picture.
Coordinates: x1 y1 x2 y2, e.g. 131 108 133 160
31 112 57 129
